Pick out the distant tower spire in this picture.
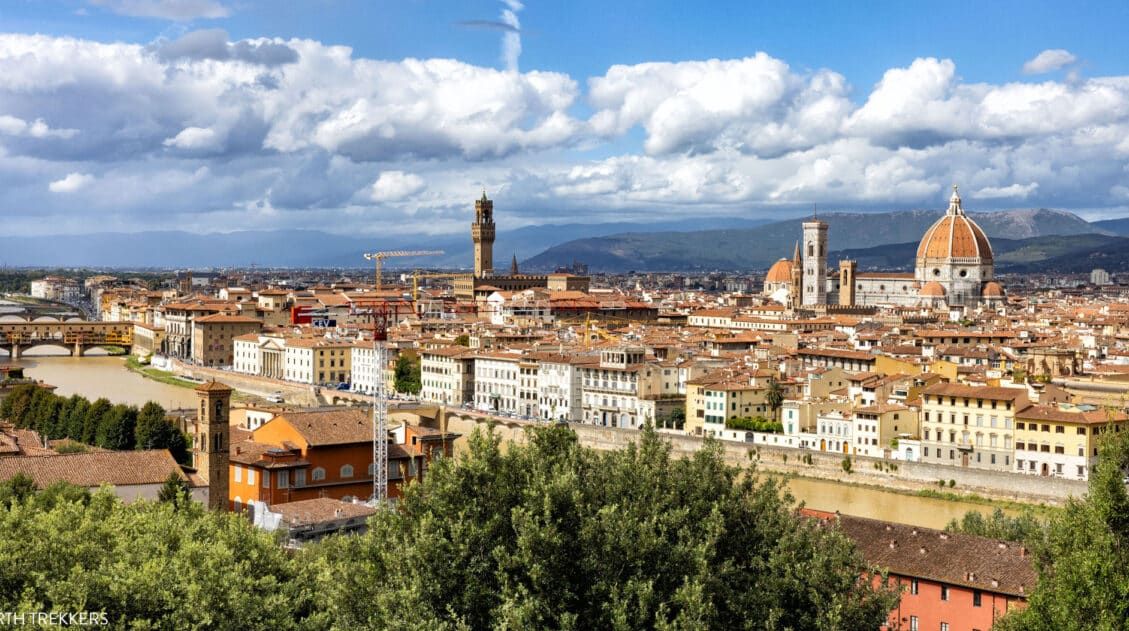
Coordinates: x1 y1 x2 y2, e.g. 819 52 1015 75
510 253 519 275
792 241 801 263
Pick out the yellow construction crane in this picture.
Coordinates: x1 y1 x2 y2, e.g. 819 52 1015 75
557 312 628 349
411 270 472 302
362 250 444 294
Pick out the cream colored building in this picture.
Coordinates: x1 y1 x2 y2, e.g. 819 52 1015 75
284 338 353 385
1014 404 1129 480
920 383 1027 471
420 347 475 406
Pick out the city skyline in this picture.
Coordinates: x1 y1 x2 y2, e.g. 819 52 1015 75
1 1 1129 237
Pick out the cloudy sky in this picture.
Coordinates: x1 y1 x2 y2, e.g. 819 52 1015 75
2 0 1129 237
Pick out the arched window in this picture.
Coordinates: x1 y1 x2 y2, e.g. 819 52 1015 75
233 496 242 512
340 464 354 478
311 467 326 481
807 242 814 256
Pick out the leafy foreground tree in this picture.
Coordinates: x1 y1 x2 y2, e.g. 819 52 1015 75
996 427 1129 630
0 488 307 631
945 507 1048 544
303 425 897 630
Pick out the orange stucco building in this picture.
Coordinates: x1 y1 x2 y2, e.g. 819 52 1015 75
228 408 456 510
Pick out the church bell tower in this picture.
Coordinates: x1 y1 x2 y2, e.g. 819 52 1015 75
194 380 232 511
472 191 496 278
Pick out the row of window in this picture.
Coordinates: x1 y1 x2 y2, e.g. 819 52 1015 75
234 462 412 488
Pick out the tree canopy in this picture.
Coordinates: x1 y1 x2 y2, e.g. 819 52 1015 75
995 426 1129 630
304 425 896 629
0 385 189 463
0 424 897 630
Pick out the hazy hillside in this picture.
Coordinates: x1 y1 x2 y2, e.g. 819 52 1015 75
1092 217 1129 236
0 216 770 269
831 234 1129 272
522 208 1106 272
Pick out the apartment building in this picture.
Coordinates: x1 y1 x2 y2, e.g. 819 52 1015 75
420 347 475 406
1014 403 1129 480
534 352 585 422
920 383 1027 471
190 314 263 367
284 338 353 385
579 347 680 428
851 403 916 458
474 352 522 413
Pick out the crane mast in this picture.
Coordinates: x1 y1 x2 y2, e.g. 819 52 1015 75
359 249 443 504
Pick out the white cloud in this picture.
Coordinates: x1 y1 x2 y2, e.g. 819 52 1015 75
370 171 426 202
1022 49 1078 75
90 0 230 21
975 183 1039 199
588 54 851 156
164 126 220 150
48 172 95 193
0 115 77 139
1 33 1129 236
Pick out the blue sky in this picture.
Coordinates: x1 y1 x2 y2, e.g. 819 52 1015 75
1 0 1129 236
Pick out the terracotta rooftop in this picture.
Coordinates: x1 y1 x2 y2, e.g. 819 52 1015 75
921 382 1027 401
195 379 234 393
270 497 377 526
0 450 187 487
829 513 1034 597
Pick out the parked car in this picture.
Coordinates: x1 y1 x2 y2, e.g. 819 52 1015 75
336 382 351 391
266 392 284 403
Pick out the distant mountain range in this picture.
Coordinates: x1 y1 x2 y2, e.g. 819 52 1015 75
0 216 771 269
4 208 1128 273
831 233 1129 273
520 208 1115 272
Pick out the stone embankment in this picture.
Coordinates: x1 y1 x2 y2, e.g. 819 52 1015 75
439 411 1086 506
168 360 319 407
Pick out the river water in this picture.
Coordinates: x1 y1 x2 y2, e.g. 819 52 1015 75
5 352 1022 528
10 353 199 410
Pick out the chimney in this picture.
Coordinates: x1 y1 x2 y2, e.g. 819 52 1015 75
919 546 927 555
1020 546 1027 558
888 539 897 549
334 508 343 517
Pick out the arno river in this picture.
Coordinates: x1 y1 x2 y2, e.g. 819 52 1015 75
9 351 1020 529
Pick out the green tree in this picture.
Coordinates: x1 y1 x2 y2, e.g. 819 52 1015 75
0 489 306 629
765 377 785 420
157 472 191 508
945 507 1047 544
996 427 1129 630
306 425 897 629
83 397 113 445
134 402 188 462
97 404 137 451
0 473 37 506
64 395 90 443
394 354 422 395
453 334 470 346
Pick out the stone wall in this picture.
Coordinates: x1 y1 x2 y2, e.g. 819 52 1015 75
439 410 1087 505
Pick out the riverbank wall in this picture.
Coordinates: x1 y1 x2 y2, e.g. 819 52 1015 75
166 360 320 407
438 412 1086 507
